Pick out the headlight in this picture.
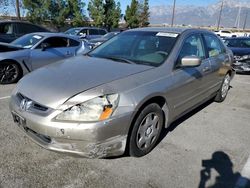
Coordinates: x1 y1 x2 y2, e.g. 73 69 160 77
56 94 119 122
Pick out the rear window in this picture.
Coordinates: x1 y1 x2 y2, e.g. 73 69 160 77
0 23 14 34
99 29 107 35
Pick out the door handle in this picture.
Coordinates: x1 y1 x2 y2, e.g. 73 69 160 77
65 51 72 56
202 67 210 73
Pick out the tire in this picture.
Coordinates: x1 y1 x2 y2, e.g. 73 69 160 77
0 61 22 84
214 74 231 103
129 103 164 157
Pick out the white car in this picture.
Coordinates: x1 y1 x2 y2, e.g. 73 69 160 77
214 30 237 38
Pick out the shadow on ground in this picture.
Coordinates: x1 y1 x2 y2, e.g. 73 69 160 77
198 151 250 188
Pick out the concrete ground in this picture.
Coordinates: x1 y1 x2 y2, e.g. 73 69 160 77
0 74 250 188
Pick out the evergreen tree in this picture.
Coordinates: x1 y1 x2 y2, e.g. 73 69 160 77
88 0 105 27
67 0 86 27
103 0 121 31
125 0 139 28
139 0 150 27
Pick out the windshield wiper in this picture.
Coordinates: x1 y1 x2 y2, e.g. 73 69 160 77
102 56 136 64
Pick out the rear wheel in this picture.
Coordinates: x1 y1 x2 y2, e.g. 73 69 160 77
129 103 164 157
214 74 231 102
0 62 22 84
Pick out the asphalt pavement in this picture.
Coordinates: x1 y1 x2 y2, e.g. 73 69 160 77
0 75 250 188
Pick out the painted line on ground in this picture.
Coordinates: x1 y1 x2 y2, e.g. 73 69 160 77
235 155 250 188
0 96 10 100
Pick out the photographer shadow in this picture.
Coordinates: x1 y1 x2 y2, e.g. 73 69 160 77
198 151 250 188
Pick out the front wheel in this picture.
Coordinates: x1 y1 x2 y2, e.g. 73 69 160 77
129 103 164 157
214 74 231 102
0 62 22 84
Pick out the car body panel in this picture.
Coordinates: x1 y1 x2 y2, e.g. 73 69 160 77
10 28 235 158
0 33 90 76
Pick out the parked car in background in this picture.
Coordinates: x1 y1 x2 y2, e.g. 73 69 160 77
87 32 120 48
214 30 237 38
0 20 49 43
224 37 250 74
65 27 107 40
0 33 90 84
10 28 235 158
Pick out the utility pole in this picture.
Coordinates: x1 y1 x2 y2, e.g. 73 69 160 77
171 0 176 27
16 0 21 20
217 0 223 30
243 12 248 30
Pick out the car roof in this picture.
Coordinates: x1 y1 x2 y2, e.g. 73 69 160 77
127 27 212 35
25 32 80 40
68 27 107 30
224 37 250 40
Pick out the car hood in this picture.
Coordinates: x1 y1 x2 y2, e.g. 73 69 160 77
229 47 250 56
17 55 153 109
0 42 24 52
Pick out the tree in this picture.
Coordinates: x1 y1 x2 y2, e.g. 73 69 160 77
125 0 139 28
67 0 86 27
23 0 86 28
23 0 45 23
103 0 121 31
88 0 105 27
139 0 150 27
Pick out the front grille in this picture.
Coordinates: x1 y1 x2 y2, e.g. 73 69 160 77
16 93 49 112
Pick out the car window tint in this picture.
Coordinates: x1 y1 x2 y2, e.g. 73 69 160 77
17 23 34 34
38 37 68 48
69 39 80 47
204 35 223 57
0 23 14 34
177 34 205 65
240 39 250 48
89 29 99 35
99 29 107 35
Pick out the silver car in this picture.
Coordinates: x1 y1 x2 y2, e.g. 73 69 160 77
0 32 89 84
9 28 235 158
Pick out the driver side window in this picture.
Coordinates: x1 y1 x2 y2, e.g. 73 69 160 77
177 34 205 66
37 37 68 49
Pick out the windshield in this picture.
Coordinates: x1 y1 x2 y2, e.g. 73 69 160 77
11 34 44 48
65 28 81 35
89 31 178 67
224 39 250 48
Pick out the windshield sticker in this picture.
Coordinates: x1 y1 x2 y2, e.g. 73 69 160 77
33 35 42 39
156 32 178 37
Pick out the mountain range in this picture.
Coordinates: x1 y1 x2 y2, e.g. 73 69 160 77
149 0 250 28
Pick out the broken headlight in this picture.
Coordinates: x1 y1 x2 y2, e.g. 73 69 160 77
56 94 119 122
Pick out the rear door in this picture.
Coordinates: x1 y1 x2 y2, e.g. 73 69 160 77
30 37 77 70
169 33 213 117
87 29 100 40
203 34 229 93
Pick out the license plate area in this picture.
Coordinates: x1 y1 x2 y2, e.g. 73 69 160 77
12 111 27 129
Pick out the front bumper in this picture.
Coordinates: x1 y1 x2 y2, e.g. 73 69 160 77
9 96 132 158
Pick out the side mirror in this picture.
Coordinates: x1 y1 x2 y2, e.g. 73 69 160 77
41 43 49 51
181 56 201 67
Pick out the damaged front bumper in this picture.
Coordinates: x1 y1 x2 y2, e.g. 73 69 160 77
233 58 250 74
9 96 132 158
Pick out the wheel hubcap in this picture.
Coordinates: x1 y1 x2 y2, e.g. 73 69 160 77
0 64 18 84
221 75 230 98
136 113 160 150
